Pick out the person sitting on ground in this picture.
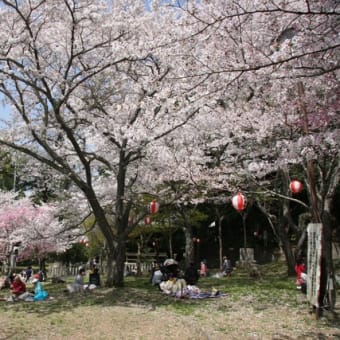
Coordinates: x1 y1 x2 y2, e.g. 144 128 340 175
0 275 31 302
11 274 26 298
222 256 233 276
159 273 187 297
184 262 199 285
67 267 96 293
32 274 48 301
151 264 164 287
7 274 35 301
67 267 86 293
89 268 101 287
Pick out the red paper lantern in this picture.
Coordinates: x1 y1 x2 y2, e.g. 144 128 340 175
232 192 247 212
289 180 303 194
144 216 152 225
149 200 159 214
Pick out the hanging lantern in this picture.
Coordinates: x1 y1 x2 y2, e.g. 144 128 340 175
144 216 152 225
79 238 88 246
232 192 247 212
289 180 303 194
149 200 159 214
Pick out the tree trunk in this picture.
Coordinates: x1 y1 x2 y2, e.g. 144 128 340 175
136 237 142 276
183 225 194 267
277 200 296 275
277 225 296 276
215 209 223 269
168 233 173 258
106 238 126 287
106 145 131 287
320 198 336 308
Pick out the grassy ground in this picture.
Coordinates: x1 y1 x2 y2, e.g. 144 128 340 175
0 262 339 339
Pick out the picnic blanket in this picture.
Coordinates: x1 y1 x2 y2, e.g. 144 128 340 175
188 291 226 299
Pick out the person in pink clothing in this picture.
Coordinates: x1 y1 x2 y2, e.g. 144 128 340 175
200 260 208 277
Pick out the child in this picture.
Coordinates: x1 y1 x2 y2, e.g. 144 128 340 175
32 274 48 301
200 260 207 277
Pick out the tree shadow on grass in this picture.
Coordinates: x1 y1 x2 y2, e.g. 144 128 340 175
0 278 213 316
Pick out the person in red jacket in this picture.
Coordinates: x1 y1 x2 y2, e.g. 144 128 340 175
10 275 27 299
295 258 306 289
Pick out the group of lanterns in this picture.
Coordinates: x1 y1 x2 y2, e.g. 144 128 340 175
142 181 303 224
231 180 303 212
128 200 159 226
79 239 89 247
143 199 160 225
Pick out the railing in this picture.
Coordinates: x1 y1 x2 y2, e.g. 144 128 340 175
125 261 153 274
48 259 160 278
125 252 168 263
48 263 85 278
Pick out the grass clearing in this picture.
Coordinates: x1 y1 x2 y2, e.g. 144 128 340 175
0 262 339 339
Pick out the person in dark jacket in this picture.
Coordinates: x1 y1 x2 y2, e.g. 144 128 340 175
184 262 199 285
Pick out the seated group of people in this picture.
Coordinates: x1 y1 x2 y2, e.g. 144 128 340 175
1 266 102 301
151 257 233 298
0 273 48 302
151 262 202 298
66 267 100 293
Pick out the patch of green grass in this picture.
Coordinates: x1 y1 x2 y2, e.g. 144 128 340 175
0 262 301 316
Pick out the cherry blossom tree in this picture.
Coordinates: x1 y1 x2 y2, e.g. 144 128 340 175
0 0 207 286
165 0 339 307
0 0 338 295
0 191 70 273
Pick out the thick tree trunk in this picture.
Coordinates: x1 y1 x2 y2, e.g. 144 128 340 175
106 238 126 287
106 145 131 287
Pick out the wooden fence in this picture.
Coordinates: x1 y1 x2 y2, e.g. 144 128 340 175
48 252 168 278
48 263 85 278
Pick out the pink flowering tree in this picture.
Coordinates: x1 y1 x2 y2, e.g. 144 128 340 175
161 0 339 306
0 0 338 291
0 191 71 273
0 0 207 286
